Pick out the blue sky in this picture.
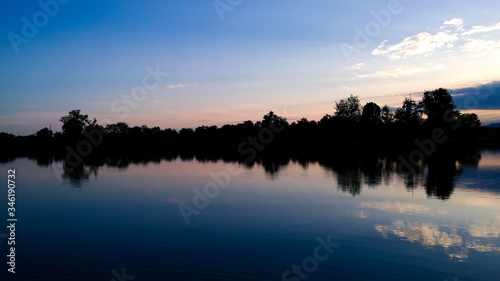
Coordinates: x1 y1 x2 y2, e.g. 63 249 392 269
1 0 500 135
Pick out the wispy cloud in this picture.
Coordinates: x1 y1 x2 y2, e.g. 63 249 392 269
349 63 365 70
461 39 500 57
357 67 427 79
462 21 500 35
164 83 198 89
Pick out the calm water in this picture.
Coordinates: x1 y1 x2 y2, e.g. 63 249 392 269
1 149 500 281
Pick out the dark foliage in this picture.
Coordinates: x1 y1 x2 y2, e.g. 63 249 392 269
1 88 499 159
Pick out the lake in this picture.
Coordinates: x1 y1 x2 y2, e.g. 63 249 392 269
1 148 500 281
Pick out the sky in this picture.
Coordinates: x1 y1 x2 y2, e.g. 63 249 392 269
1 0 500 135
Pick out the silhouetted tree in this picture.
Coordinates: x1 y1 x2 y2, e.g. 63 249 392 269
320 114 334 125
419 88 457 125
3 88 495 155
334 94 361 122
261 111 288 129
164 128 179 144
381 105 394 125
290 118 317 142
458 113 481 138
106 122 130 135
59 110 92 143
395 98 421 126
461 113 481 128
36 127 53 140
361 102 382 125
195 125 218 144
241 120 254 129
179 128 195 144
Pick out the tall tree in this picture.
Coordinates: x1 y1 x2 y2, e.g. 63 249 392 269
261 111 288 130
334 95 361 122
35 127 54 146
419 88 457 124
36 127 53 139
361 102 382 125
395 98 421 126
381 105 394 124
59 110 91 142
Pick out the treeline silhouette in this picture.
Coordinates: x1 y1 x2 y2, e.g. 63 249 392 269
1 88 500 157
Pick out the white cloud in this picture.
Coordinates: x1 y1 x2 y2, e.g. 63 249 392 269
462 21 500 36
357 67 427 79
372 32 459 60
461 39 500 57
442 18 465 32
372 19 500 60
349 63 365 70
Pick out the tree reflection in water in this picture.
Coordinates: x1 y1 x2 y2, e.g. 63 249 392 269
19 146 490 199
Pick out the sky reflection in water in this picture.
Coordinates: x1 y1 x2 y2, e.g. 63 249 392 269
2 149 499 280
